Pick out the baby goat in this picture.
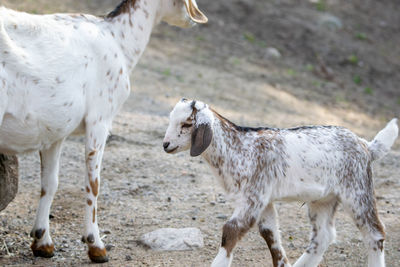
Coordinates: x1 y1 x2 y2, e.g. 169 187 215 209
0 0 207 263
163 99 398 267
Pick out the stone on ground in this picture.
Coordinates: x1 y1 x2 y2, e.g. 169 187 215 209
140 228 204 251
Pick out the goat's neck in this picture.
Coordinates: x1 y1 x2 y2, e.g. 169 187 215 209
105 0 161 72
202 116 247 191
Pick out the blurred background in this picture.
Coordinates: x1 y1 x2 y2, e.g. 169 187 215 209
0 0 399 266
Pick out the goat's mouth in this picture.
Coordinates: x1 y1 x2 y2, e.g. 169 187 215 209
165 146 178 153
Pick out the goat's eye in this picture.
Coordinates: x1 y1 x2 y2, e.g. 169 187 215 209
182 123 193 128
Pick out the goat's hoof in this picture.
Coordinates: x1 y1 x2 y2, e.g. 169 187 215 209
31 241 55 258
88 246 109 263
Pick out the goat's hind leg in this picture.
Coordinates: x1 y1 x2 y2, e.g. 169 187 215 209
31 140 63 258
258 203 291 267
293 197 338 267
342 195 385 267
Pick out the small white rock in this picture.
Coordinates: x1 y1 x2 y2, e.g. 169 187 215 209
140 228 204 251
265 47 281 59
318 13 343 31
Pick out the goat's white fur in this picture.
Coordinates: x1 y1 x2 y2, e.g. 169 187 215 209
164 99 398 267
0 0 207 262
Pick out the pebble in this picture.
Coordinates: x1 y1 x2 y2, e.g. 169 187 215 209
216 214 228 220
105 244 114 251
339 255 347 261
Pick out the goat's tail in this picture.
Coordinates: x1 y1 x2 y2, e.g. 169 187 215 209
368 118 398 161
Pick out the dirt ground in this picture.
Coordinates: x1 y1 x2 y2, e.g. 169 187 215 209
0 0 399 266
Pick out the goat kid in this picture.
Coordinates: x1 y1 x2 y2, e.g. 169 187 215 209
0 0 207 263
163 99 398 267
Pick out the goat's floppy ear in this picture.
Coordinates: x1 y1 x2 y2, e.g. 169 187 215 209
183 0 208 24
190 123 212 157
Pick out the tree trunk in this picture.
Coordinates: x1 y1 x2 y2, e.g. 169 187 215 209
0 154 18 211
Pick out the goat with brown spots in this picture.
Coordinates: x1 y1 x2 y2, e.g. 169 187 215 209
163 99 398 267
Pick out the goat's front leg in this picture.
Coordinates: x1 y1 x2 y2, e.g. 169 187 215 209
81 123 109 263
258 203 291 267
211 200 263 267
31 140 64 258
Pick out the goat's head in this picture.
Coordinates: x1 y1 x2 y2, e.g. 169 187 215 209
163 98 213 156
162 0 208 28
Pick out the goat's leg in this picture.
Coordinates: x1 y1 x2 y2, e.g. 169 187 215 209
293 198 338 267
31 140 63 258
258 203 291 267
343 196 385 267
211 201 262 267
81 123 109 263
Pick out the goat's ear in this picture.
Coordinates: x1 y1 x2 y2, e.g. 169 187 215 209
190 123 212 157
183 0 208 24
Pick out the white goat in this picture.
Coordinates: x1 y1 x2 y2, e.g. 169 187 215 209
163 99 398 267
0 0 207 263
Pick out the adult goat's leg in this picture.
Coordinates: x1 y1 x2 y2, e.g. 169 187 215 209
82 122 109 263
31 140 63 258
258 203 291 267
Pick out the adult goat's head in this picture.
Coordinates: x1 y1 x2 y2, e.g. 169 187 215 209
162 0 208 28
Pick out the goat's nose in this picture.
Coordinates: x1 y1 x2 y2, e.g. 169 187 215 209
163 142 170 149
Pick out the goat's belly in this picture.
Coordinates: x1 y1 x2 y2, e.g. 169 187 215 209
0 112 84 154
273 182 331 202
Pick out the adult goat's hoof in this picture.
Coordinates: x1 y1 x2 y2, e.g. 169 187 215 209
88 246 109 263
31 241 55 258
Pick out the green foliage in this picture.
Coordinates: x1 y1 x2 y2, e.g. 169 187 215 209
312 80 322 87
305 64 314 72
316 0 327 11
335 95 346 103
364 87 373 95
256 40 267 48
243 32 267 47
232 57 241 65
243 32 256 43
355 32 367 40
196 35 205 41
353 75 362 85
287 69 296 76
348 55 359 65
162 69 171 76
